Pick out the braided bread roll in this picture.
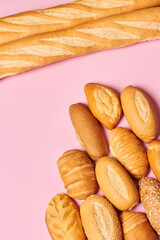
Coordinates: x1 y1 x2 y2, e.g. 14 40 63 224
0 7 160 79
0 0 160 45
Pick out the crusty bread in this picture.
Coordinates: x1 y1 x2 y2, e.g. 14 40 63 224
121 85 158 143
148 140 160 181
0 0 160 45
45 193 85 240
80 195 122 240
121 211 158 240
69 103 108 160
95 156 139 210
84 83 122 129
109 127 149 179
57 150 98 199
1 7 160 79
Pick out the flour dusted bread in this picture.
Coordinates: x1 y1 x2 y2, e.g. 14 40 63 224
45 193 85 240
84 83 122 129
121 85 158 143
1 7 160 79
109 127 149 179
80 195 122 240
69 103 108 160
57 150 98 199
148 140 160 181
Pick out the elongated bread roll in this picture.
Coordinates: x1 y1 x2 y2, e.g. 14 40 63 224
121 85 158 143
80 195 122 240
148 140 160 181
1 7 160 79
0 0 160 45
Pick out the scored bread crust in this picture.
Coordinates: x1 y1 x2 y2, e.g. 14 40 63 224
0 7 160 79
0 0 160 45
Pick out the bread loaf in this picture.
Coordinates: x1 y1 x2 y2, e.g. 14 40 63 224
148 140 160 181
121 85 158 143
139 177 160 235
45 193 85 240
109 127 149 179
80 195 122 240
121 211 158 240
69 103 108 160
84 83 122 129
57 150 98 199
95 156 139 210
0 0 160 45
1 7 160 79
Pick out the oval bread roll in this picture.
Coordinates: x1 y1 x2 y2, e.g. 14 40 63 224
96 156 139 211
84 83 122 130
80 195 122 240
109 127 149 179
57 150 98 199
45 193 85 240
148 140 160 181
121 85 158 143
69 103 108 160
121 211 158 240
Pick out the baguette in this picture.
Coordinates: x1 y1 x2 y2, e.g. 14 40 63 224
0 0 160 45
0 7 160 79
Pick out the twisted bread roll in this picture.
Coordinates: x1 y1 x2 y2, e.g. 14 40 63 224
0 7 160 79
0 0 160 45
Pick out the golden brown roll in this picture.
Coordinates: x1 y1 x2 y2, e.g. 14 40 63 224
80 195 122 240
57 149 98 199
69 103 108 160
121 211 158 240
121 85 158 143
84 83 122 130
45 193 85 240
109 127 149 179
95 156 139 211
148 140 160 181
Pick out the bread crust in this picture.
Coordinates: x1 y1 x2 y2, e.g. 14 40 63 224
148 140 160 181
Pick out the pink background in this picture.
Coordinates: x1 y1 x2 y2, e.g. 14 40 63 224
0 1 160 239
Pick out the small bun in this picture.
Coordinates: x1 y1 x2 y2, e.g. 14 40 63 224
148 140 160 181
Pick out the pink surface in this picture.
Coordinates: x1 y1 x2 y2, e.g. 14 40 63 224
0 1 160 239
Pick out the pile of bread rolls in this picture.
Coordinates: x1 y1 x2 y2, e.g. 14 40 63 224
45 84 160 240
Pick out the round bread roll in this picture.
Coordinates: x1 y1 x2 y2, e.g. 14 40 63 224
121 85 158 143
148 140 160 181
109 127 149 179
80 195 122 240
95 156 139 211
84 83 122 130
121 211 158 240
45 193 85 240
57 150 98 199
69 103 108 160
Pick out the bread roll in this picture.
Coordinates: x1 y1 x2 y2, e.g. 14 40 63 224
121 211 158 240
69 103 108 160
139 177 160 235
148 140 160 181
80 195 122 240
1 7 160 79
84 83 122 129
95 156 139 210
45 193 85 240
109 127 149 179
57 149 98 199
1 0 160 45
121 85 158 143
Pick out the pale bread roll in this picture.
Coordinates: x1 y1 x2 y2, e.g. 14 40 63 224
1 7 160 79
0 0 160 45
121 85 158 143
45 193 85 240
84 83 122 129
69 103 108 160
80 195 122 240
95 156 139 210
109 127 149 179
148 140 160 181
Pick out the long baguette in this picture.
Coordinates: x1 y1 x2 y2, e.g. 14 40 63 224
0 7 160 79
0 0 160 45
